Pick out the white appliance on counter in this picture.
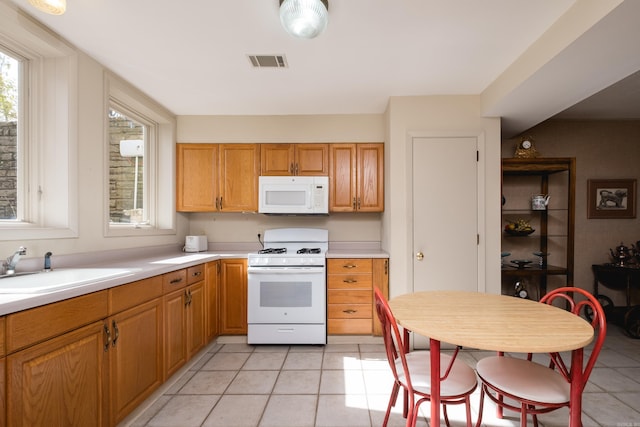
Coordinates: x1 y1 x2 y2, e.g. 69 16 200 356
247 228 328 345
184 235 208 252
258 176 329 215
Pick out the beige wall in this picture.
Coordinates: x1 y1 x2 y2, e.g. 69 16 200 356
503 119 640 304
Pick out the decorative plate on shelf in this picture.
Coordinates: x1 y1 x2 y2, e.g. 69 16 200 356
511 259 533 269
505 228 535 236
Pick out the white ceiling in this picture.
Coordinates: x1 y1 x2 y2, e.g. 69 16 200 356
6 0 640 136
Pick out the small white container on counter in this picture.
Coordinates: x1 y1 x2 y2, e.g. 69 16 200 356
185 236 208 252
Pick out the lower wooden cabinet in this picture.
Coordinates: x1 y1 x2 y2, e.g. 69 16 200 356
205 261 220 341
0 317 4 427
108 297 163 425
219 259 248 335
327 258 389 335
163 266 207 379
0 356 4 427
6 320 109 426
187 280 206 358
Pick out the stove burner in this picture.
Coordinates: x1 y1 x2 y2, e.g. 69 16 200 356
297 248 322 254
258 248 287 254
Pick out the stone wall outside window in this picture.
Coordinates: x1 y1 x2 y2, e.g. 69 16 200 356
0 121 16 220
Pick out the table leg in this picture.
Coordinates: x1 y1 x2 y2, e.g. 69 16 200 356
569 348 584 427
430 338 441 427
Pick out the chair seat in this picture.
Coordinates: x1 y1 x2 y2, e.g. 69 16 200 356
476 356 570 404
396 350 478 398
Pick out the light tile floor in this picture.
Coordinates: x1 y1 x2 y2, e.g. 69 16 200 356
120 324 640 427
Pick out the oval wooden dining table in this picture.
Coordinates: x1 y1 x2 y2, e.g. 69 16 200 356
388 290 594 427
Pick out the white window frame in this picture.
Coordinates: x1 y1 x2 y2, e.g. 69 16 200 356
104 71 176 237
0 3 78 241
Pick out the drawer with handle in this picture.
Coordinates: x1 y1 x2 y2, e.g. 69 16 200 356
162 269 187 292
328 303 372 319
187 264 205 285
327 258 372 273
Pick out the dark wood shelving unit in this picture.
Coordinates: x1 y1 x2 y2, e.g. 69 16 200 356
501 158 576 299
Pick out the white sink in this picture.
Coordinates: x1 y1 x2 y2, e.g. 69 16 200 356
0 268 140 294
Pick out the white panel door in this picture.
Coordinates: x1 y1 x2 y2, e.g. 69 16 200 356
412 137 479 294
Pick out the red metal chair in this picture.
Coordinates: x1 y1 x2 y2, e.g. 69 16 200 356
374 288 477 427
475 287 607 427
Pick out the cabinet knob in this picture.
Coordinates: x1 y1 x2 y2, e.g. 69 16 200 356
416 252 424 261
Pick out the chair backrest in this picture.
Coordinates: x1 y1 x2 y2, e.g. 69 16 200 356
374 288 415 393
540 287 607 390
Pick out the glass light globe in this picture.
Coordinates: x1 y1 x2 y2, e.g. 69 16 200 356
28 0 66 15
280 0 328 39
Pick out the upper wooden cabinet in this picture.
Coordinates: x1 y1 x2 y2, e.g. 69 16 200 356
176 143 260 212
261 143 329 176
177 142 385 213
218 144 260 211
329 143 384 212
176 144 218 212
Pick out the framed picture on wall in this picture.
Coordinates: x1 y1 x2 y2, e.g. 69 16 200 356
587 179 637 219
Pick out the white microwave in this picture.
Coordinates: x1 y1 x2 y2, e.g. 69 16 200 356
258 176 329 215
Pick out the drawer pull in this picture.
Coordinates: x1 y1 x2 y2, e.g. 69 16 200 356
343 279 357 284
343 264 357 269
191 271 202 277
343 309 357 314
170 277 183 284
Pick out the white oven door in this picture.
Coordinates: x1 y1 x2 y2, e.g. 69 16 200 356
247 267 326 324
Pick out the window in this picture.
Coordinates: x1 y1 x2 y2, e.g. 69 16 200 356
105 72 176 236
108 106 147 225
0 49 19 220
0 3 79 241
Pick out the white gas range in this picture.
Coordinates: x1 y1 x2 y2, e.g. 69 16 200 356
247 228 328 345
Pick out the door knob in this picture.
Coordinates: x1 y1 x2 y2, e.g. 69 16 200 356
416 252 424 261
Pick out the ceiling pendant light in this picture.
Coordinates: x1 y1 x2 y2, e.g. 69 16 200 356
28 0 66 15
279 0 328 39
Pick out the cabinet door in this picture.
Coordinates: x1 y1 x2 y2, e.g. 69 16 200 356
261 144 295 175
176 143 218 212
164 288 187 378
357 144 384 212
205 261 220 342
219 259 248 334
109 298 163 425
7 321 108 427
0 356 5 427
329 144 357 212
372 258 389 336
218 144 260 212
187 281 206 357
296 143 329 176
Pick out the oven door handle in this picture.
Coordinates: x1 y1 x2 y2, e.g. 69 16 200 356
247 266 325 274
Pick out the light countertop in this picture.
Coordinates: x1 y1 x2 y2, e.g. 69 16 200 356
0 244 388 316
0 250 245 316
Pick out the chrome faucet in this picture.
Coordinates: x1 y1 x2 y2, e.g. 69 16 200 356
2 246 27 275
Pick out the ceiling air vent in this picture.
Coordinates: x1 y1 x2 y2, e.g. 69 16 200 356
248 55 288 68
